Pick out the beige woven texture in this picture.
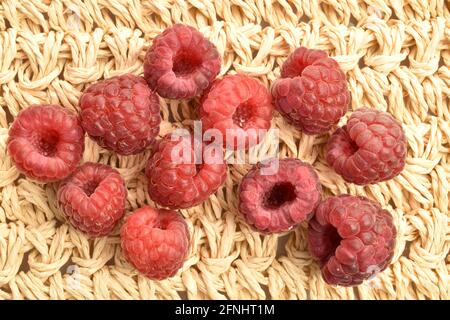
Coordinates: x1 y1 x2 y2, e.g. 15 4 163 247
0 0 449 300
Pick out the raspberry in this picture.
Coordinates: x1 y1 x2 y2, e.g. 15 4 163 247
199 74 274 149
120 206 189 280
146 133 227 209
272 47 350 134
308 195 396 286
7 104 84 183
79 74 161 156
57 162 127 237
238 158 322 234
326 108 407 185
143 24 221 99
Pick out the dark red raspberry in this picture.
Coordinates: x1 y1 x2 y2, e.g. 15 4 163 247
272 47 350 134
308 195 396 286
200 74 274 149
326 108 407 185
238 158 322 234
146 133 227 209
79 74 161 156
120 206 189 280
143 24 221 99
7 104 84 183
57 162 127 237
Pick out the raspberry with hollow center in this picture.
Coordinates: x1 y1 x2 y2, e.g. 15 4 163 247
308 195 396 286
79 73 161 156
7 104 85 183
120 206 190 280
143 24 221 99
238 158 322 234
272 47 350 135
57 162 127 237
326 108 407 185
200 74 274 149
145 133 227 209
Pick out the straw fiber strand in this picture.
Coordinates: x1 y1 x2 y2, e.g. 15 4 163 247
0 0 449 300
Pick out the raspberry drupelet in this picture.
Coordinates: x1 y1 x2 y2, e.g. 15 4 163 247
308 195 396 286
146 133 228 209
79 73 161 156
272 47 350 135
143 24 221 99
199 74 274 150
326 108 407 185
238 158 322 234
120 206 190 280
57 162 127 237
7 104 85 183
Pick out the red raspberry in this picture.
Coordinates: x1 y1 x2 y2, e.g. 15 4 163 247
146 133 227 209
238 158 322 234
143 24 221 99
7 104 84 183
326 108 407 185
79 74 161 156
308 195 396 286
57 162 127 237
120 206 189 280
272 47 350 135
199 74 274 149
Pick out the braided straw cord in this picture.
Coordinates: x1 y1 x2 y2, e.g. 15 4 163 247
0 0 449 300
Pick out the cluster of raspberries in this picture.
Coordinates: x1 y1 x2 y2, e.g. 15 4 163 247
7 24 406 286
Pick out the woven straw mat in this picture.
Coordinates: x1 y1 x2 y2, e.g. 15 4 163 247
0 0 449 300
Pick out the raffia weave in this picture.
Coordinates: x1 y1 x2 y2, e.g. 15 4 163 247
0 0 449 300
